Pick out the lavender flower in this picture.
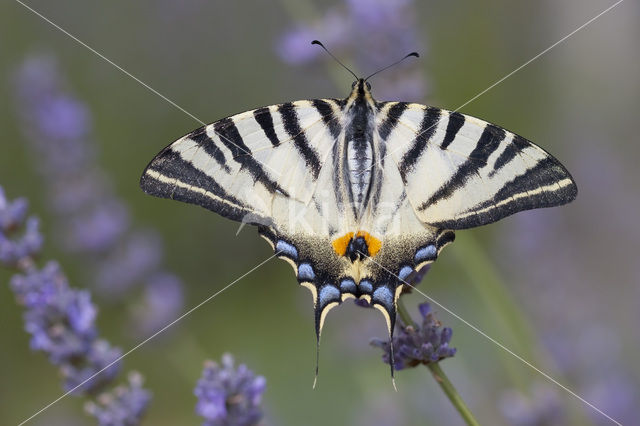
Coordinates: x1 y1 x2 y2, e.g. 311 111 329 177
371 303 456 370
0 189 42 265
85 372 151 426
12 53 183 335
10 258 122 393
276 0 426 101
1 185 150 424
194 354 266 426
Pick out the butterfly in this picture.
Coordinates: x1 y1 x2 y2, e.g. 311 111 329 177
140 46 577 379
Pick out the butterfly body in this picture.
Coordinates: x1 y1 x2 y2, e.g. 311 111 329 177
141 77 576 374
343 80 376 214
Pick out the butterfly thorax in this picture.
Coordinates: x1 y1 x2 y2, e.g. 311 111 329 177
343 79 377 219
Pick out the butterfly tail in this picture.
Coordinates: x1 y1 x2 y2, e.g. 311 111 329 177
312 284 342 388
371 283 399 390
313 315 320 389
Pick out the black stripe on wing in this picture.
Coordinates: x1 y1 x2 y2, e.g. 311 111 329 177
312 99 342 139
399 107 441 181
488 134 530 177
419 123 507 209
253 107 281 147
140 149 266 224
279 102 322 179
188 127 231 173
440 111 465 150
378 102 409 141
422 127 578 230
213 117 289 196
443 158 577 229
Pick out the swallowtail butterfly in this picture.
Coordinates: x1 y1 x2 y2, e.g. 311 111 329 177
140 49 577 378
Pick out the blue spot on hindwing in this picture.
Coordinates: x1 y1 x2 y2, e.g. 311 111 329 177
297 263 315 281
276 240 298 259
398 265 414 281
319 285 340 307
340 279 357 294
359 280 373 294
414 244 437 264
373 286 394 309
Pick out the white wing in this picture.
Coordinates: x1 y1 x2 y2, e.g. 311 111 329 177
377 102 577 230
141 99 343 227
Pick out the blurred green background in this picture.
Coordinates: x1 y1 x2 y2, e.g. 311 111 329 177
1 0 638 425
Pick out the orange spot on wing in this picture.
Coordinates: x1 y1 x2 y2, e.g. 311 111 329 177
332 232 354 256
333 231 383 257
356 231 382 257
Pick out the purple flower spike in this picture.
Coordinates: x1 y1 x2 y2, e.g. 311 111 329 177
35 94 91 142
61 340 123 394
1 185 150 423
85 372 152 426
195 354 266 426
371 303 456 370
418 302 431 318
0 188 42 265
13 262 101 365
0 187 28 229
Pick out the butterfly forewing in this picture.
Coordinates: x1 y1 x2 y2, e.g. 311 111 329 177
141 100 344 226
381 102 577 230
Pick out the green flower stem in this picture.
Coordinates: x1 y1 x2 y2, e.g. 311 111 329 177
396 299 479 426
427 363 480 426
396 298 414 326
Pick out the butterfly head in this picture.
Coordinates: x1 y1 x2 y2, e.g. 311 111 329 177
351 78 372 92
346 78 375 107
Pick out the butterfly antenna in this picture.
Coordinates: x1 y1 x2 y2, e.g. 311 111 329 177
311 40 358 80
364 51 420 82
